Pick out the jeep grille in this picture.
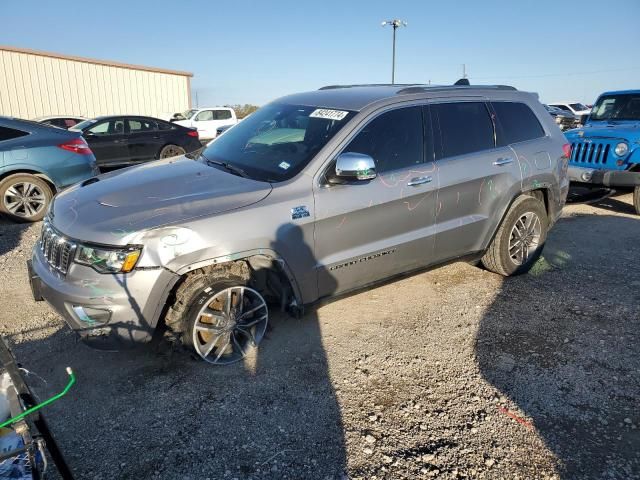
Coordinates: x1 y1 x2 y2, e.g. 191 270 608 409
40 220 76 275
570 141 611 166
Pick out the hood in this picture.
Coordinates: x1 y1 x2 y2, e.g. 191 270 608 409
50 156 272 245
565 120 640 141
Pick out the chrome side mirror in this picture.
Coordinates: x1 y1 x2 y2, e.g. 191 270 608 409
335 152 377 181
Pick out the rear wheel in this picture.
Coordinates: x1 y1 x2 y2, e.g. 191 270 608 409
164 266 269 365
0 174 52 222
159 144 186 159
633 186 640 215
481 195 548 276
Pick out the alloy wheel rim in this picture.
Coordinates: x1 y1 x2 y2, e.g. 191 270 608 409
192 286 268 365
3 182 46 218
508 211 541 266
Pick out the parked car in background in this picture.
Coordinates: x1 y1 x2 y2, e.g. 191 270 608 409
215 123 234 137
565 89 640 214
544 104 579 131
71 115 201 168
548 101 591 117
0 117 97 222
170 107 238 141
28 83 569 361
33 115 86 130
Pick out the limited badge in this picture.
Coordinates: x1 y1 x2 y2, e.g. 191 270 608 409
291 206 310 220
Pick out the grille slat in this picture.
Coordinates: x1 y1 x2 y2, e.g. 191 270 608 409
39 221 76 275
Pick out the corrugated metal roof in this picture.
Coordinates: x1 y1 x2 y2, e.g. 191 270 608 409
0 45 193 77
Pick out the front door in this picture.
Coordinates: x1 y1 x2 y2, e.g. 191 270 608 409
313 105 438 297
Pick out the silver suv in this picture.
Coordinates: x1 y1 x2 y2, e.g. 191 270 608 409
28 84 570 364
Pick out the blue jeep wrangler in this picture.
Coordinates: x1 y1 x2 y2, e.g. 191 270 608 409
565 90 640 214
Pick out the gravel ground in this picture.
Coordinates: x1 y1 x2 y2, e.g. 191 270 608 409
0 189 638 480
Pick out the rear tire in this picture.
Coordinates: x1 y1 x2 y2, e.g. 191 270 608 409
481 195 548 276
163 263 269 365
159 144 186 159
633 186 640 215
0 174 53 222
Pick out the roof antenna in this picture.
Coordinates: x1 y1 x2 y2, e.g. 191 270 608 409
454 78 470 86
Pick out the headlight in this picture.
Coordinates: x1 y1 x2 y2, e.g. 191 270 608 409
75 245 141 273
614 142 629 157
555 116 562 124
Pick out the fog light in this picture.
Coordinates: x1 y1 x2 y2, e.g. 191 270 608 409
72 306 111 326
581 171 593 182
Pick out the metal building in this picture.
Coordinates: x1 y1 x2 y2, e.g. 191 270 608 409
0 45 192 120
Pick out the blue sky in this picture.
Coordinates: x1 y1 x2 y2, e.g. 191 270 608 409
2 0 639 106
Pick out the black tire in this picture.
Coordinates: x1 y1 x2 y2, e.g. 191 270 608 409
481 195 548 276
163 263 268 364
159 144 186 159
0 174 53 222
634 186 640 215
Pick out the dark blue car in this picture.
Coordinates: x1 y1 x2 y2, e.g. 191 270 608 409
0 117 98 222
565 90 640 213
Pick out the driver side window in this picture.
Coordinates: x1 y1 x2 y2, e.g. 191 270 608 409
343 106 425 173
196 110 214 121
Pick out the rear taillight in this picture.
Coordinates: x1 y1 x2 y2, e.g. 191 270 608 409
59 137 93 155
187 130 199 138
562 143 571 158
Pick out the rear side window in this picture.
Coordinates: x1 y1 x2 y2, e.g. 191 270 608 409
432 102 494 159
0 126 29 142
128 119 157 132
157 121 175 131
493 102 545 145
344 106 424 173
213 110 232 120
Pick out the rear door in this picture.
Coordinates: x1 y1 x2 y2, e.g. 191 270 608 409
313 104 438 297
83 119 129 167
431 100 522 260
126 118 163 162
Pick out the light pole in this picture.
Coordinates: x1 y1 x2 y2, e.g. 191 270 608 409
381 19 407 84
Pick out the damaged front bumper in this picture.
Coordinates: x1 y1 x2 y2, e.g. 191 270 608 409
28 246 180 350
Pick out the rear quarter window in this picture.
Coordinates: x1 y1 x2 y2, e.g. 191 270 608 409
0 126 29 142
492 102 546 145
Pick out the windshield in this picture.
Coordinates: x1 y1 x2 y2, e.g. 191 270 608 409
570 103 588 111
590 93 640 121
181 109 198 119
196 103 356 182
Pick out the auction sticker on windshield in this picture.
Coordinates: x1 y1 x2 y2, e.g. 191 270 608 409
309 109 349 121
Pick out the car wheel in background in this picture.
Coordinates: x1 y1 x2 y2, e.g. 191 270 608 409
633 186 640 215
164 266 269 365
0 174 53 222
159 144 186 159
481 195 548 276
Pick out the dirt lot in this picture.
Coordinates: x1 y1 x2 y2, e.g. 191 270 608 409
0 189 638 480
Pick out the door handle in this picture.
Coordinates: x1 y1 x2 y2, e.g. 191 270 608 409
407 176 433 186
493 157 514 166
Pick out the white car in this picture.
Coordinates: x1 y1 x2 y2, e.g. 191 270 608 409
171 107 238 140
548 101 591 117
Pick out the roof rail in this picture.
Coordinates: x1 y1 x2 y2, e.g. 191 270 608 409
396 84 517 94
319 83 420 90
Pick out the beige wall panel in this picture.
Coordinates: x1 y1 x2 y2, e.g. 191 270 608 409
0 48 191 120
